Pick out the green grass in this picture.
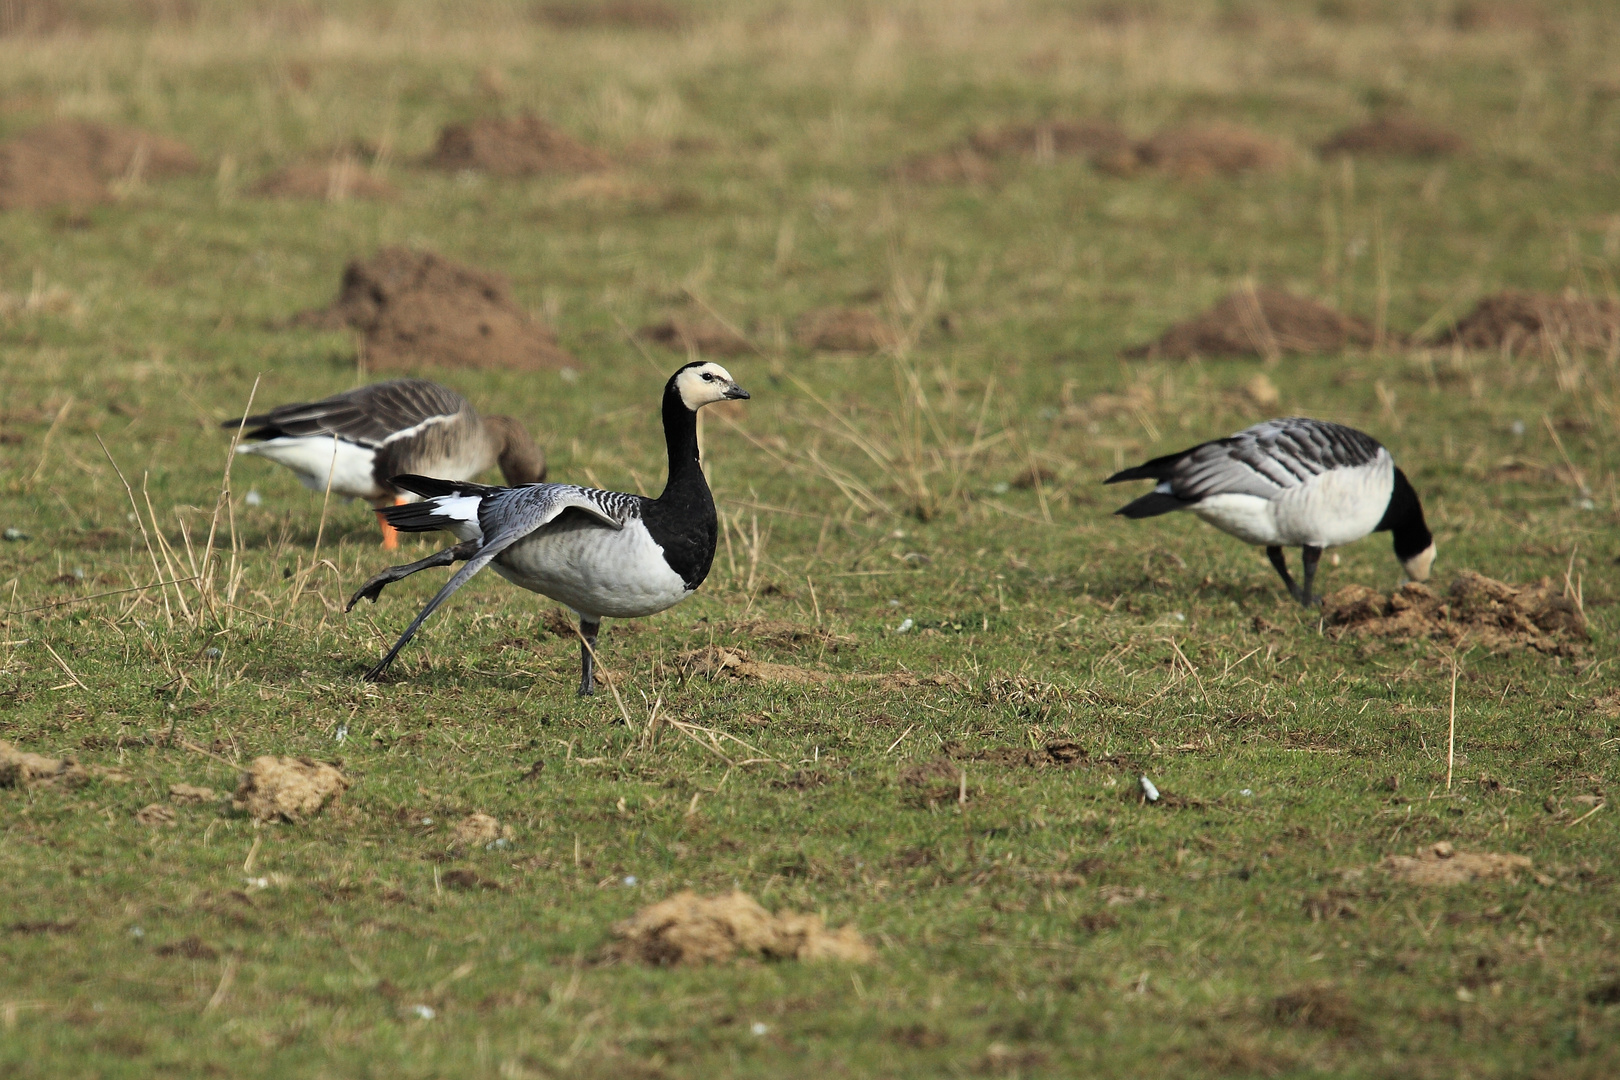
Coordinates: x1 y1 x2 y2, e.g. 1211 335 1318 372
2 1 1618 1076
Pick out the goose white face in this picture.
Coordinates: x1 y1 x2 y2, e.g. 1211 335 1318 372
674 363 749 410
1402 542 1436 582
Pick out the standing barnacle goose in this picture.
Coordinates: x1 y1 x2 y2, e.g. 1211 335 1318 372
1104 417 1434 606
227 379 546 549
345 361 750 695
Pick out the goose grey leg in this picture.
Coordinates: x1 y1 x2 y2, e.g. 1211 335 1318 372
346 540 480 612
1265 546 1301 603
578 617 601 697
1299 545 1324 607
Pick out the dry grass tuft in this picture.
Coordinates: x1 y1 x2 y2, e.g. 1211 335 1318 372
168 783 219 805
676 646 833 685
609 889 873 965
231 756 349 823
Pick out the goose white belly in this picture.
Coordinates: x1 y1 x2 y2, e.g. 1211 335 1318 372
1193 457 1394 548
239 436 382 501
490 515 690 619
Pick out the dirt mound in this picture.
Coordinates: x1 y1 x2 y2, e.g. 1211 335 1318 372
248 160 396 201
291 247 575 373
424 114 610 176
1436 290 1620 356
793 307 897 352
969 118 1132 162
231 756 348 823
1124 286 1376 359
13 119 198 180
609 889 872 965
638 316 750 357
134 803 176 827
0 140 108 211
893 147 993 185
1380 841 1532 886
533 0 689 30
451 812 511 847
1131 123 1291 178
676 646 833 686
1322 571 1587 656
1319 114 1466 158
168 784 219 805
0 740 86 788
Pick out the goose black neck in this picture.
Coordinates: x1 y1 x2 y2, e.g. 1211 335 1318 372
1376 467 1432 560
658 386 707 503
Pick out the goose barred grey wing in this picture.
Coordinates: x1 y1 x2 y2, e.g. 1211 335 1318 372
237 380 468 446
1169 418 1384 501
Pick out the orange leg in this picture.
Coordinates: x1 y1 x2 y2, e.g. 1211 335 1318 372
375 495 407 550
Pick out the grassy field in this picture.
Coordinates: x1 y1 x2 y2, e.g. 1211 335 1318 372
2 1 1618 1076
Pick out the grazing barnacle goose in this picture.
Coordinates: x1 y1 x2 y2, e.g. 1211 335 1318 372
346 361 750 695
1105 417 1434 606
226 379 545 549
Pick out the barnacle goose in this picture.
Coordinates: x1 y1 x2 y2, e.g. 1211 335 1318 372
226 379 545 549
345 361 750 695
1105 417 1434 606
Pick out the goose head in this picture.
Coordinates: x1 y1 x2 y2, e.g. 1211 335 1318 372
483 415 547 485
671 361 750 411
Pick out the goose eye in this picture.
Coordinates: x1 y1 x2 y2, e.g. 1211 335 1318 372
702 373 715 381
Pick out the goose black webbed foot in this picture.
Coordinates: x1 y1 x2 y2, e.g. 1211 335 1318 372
576 617 601 696
345 540 480 612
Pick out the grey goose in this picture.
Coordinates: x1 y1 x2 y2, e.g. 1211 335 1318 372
226 379 545 548
346 361 750 694
1105 417 1434 605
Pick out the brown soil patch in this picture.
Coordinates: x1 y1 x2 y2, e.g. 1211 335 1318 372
248 160 396 202
0 740 87 788
1123 286 1377 359
0 120 197 210
609 889 873 965
231 756 349 823
1131 123 1292 178
1436 290 1620 356
1319 114 1466 158
969 118 1132 162
155 937 218 960
423 114 610 176
1270 985 1359 1034
675 646 834 686
892 147 993 185
898 759 960 786
858 671 966 692
638 316 751 357
451 812 512 847
533 0 689 30
134 803 176 827
948 740 1093 769
441 868 505 891
291 247 575 373
1322 571 1588 656
169 783 219 805
0 140 108 211
1380 841 1533 886
793 307 898 352
722 617 857 652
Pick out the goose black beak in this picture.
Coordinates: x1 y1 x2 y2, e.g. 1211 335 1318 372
724 384 751 400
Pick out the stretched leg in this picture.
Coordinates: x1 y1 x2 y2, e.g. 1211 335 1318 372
577 616 601 697
1299 545 1323 607
374 495 408 550
346 539 479 612
1265 546 1300 603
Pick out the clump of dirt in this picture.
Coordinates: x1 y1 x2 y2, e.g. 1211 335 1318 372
441 868 505 891
0 740 87 788
0 140 108 211
1380 841 1533 886
968 118 1133 162
1270 984 1359 1034
423 114 610 176
1130 123 1292 178
533 0 690 30
168 784 219 805
609 889 873 965
0 120 198 210
1319 114 1467 158
1123 286 1377 359
793 307 897 352
723 617 857 653
247 160 396 202
451 812 512 847
946 740 1094 769
892 147 994 185
1436 290 1620 356
134 803 176 827
290 247 576 373
859 671 966 692
1322 571 1588 656
638 316 751 357
231 756 349 823
675 646 833 686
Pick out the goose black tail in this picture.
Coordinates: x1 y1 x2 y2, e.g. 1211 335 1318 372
1104 446 1195 485
1113 492 1186 519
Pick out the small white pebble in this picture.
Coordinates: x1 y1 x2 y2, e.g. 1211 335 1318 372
244 489 263 507
129 926 144 939
1139 776 1160 802
1240 789 1253 796
888 599 901 607
204 647 222 659
73 567 86 580
1171 612 1186 623
559 367 579 383
1510 419 1525 436
623 875 637 887
487 838 510 851
420 817 433 826
751 1022 769 1036
334 723 348 743
992 481 1010 494
411 1004 436 1020
244 877 269 890
895 618 913 633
